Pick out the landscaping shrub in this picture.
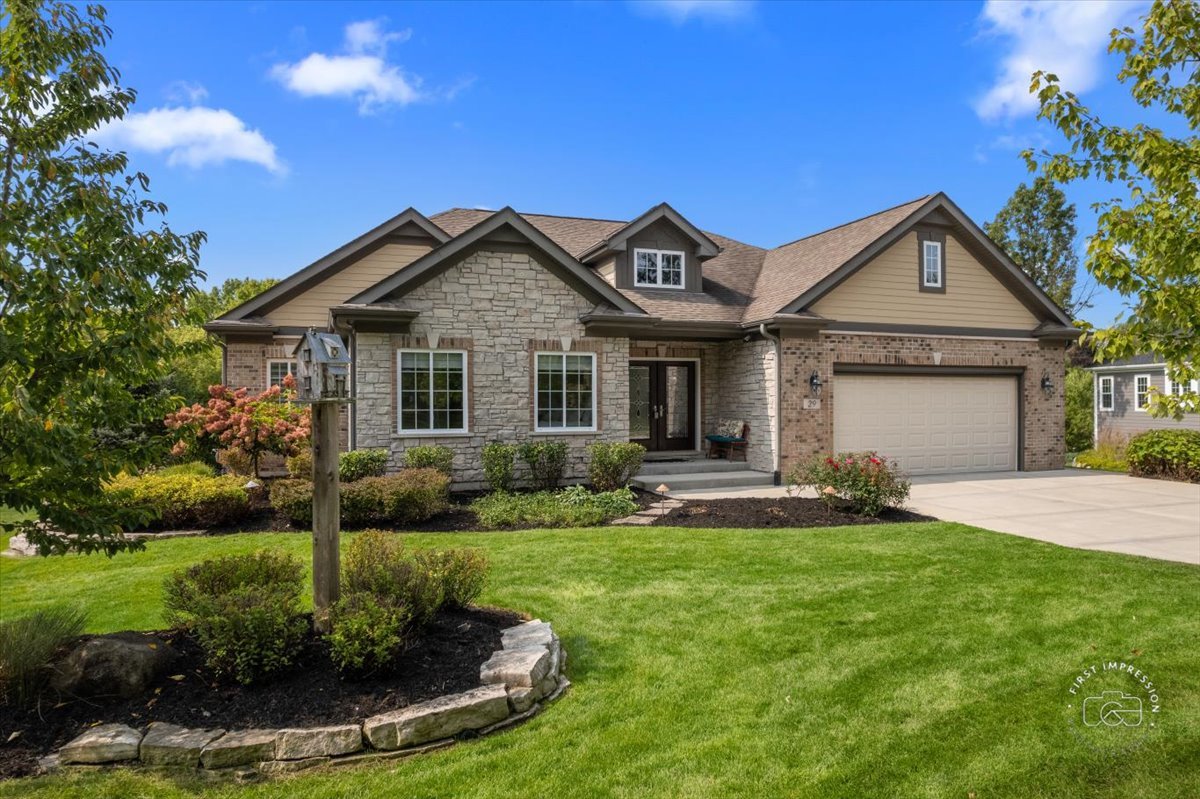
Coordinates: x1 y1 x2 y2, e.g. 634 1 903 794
286 450 312 479
269 469 450 528
482 441 517 492
1073 431 1129 473
216 447 253 477
519 441 569 489
404 445 454 476
340 448 389 482
415 548 489 608
106 472 252 530
152 461 215 478
1065 366 1094 453
789 452 910 517
587 442 646 491
163 550 306 685
471 486 637 529
328 593 411 678
269 478 313 526
0 605 87 708
342 531 444 625
1126 429 1200 482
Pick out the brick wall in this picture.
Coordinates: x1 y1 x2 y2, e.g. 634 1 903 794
779 331 1066 475
354 249 630 488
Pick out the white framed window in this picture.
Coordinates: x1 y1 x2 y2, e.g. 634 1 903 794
1134 374 1151 411
1167 376 1198 396
1098 376 1114 411
922 240 943 287
633 248 685 289
397 350 468 434
535 352 596 431
267 360 296 388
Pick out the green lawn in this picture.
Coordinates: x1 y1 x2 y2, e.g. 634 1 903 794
1 523 1197 798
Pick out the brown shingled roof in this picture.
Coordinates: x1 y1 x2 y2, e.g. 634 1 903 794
742 196 932 324
430 198 938 325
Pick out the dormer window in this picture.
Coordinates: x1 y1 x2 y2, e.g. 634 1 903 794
633 248 685 289
922 240 943 288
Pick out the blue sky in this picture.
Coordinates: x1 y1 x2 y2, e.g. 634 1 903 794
93 0 1156 326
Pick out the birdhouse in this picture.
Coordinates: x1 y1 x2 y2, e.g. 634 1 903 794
292 329 351 401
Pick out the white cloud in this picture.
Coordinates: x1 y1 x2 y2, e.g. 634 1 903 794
94 106 283 174
973 131 1051 163
271 19 426 114
164 80 209 105
632 0 754 23
974 0 1145 121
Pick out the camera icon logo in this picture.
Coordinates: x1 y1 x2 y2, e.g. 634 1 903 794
1082 691 1143 727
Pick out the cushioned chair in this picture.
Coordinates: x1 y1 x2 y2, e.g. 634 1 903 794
705 420 749 462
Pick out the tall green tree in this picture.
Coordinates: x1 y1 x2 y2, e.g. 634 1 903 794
167 277 278 404
0 0 205 554
986 177 1089 315
1026 0 1200 419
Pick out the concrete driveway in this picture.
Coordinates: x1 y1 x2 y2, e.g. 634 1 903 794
908 470 1200 565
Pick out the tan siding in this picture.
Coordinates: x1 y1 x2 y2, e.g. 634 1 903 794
596 256 616 286
266 243 432 328
810 232 1039 328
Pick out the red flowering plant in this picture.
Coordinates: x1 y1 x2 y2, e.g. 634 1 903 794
787 451 910 516
165 375 311 478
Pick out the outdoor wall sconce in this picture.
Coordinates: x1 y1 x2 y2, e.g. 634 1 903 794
1041 373 1054 396
809 371 823 396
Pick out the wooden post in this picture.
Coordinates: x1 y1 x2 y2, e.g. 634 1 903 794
311 400 340 633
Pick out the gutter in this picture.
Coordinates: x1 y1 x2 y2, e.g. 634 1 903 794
759 323 784 485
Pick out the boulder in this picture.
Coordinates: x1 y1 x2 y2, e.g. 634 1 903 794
258 757 330 775
480 647 551 689
139 722 225 766
59 724 143 764
363 685 509 750
199 730 276 769
274 725 362 760
501 620 556 651
506 686 537 714
50 632 178 700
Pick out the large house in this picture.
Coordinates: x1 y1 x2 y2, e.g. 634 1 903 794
206 193 1076 487
1089 355 1200 441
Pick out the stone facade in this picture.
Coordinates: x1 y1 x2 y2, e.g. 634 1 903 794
354 249 629 488
778 331 1067 477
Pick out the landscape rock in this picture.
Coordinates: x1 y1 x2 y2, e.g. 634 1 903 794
139 722 224 766
258 757 330 775
199 729 276 769
363 685 509 750
59 723 143 764
50 632 178 699
501 620 556 651
506 686 537 714
274 725 362 760
480 646 551 689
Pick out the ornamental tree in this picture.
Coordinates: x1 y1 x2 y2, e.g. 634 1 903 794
165 377 311 478
1025 0 1200 419
0 0 205 555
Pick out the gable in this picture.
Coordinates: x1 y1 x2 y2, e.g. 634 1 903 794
266 242 433 328
609 217 704 292
810 231 1039 328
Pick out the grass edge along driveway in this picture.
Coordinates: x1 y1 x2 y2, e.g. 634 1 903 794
1 522 1197 799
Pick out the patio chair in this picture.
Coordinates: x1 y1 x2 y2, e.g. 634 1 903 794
705 420 748 462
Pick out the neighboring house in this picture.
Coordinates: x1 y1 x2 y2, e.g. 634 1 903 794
206 193 1076 487
1089 355 1200 441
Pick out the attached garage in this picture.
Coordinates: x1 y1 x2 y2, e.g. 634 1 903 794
833 372 1019 475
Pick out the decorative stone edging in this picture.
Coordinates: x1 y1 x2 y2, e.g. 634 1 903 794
40 619 568 781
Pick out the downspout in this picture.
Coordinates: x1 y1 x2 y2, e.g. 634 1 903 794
759 323 783 485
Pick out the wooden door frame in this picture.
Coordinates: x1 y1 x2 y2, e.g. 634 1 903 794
629 357 701 451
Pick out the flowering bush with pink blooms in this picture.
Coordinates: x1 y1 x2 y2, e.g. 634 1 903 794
788 451 910 516
165 377 311 478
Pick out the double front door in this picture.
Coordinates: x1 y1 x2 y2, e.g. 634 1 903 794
629 361 696 451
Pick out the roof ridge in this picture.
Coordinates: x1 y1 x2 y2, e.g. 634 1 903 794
431 207 630 225
769 194 934 251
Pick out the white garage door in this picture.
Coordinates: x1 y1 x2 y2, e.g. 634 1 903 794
833 374 1018 475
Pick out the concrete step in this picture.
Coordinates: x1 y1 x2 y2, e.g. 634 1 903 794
632 470 775 492
636 459 751 476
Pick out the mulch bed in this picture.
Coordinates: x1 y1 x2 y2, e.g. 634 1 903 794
0 605 524 780
651 497 936 528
